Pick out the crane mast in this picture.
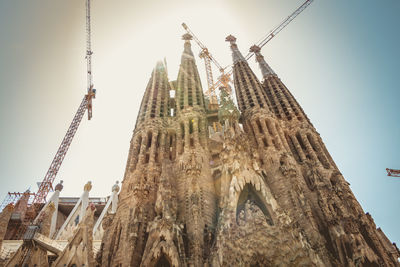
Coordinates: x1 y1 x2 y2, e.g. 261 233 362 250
1 0 96 238
86 0 95 120
245 0 313 61
31 97 89 206
200 50 215 96
31 0 95 209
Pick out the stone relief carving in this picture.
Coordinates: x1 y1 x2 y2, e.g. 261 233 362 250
279 152 297 177
179 151 204 176
303 160 324 191
237 200 272 227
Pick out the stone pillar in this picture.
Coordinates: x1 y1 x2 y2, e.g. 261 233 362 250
49 181 63 238
80 181 92 223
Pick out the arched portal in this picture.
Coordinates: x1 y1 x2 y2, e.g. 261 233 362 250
155 254 171 267
236 184 273 226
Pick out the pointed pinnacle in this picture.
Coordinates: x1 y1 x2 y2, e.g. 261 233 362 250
155 60 165 70
182 33 193 41
225 35 237 43
249 45 261 53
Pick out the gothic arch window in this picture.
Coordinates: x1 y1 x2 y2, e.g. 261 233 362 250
236 184 273 226
155 254 171 267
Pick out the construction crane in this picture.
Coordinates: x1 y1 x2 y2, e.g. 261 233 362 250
210 0 314 95
1 0 96 239
85 0 95 120
386 168 400 177
181 23 228 106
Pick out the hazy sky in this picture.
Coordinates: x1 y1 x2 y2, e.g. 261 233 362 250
0 0 399 243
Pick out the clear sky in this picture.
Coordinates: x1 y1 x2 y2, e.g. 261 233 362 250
0 0 399 243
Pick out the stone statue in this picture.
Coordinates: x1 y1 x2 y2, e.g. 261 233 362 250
55 180 64 192
84 181 93 192
111 181 120 214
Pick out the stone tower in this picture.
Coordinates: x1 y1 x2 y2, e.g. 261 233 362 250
100 34 216 267
98 34 399 266
99 59 171 266
174 33 216 266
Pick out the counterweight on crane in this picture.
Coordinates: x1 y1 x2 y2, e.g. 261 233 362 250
1 0 96 239
210 0 314 95
386 168 400 177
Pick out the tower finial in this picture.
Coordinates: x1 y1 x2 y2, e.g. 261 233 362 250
249 45 261 53
181 33 194 57
249 45 276 79
155 60 165 71
182 33 193 41
225 35 237 43
225 35 246 64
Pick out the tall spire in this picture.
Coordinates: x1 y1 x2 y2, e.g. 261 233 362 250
125 61 172 174
251 47 310 123
135 61 171 127
249 45 276 79
176 33 206 112
182 33 194 57
226 35 246 64
174 33 216 266
225 35 271 113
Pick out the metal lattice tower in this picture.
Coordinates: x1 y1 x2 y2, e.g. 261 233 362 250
31 97 88 206
85 0 95 120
